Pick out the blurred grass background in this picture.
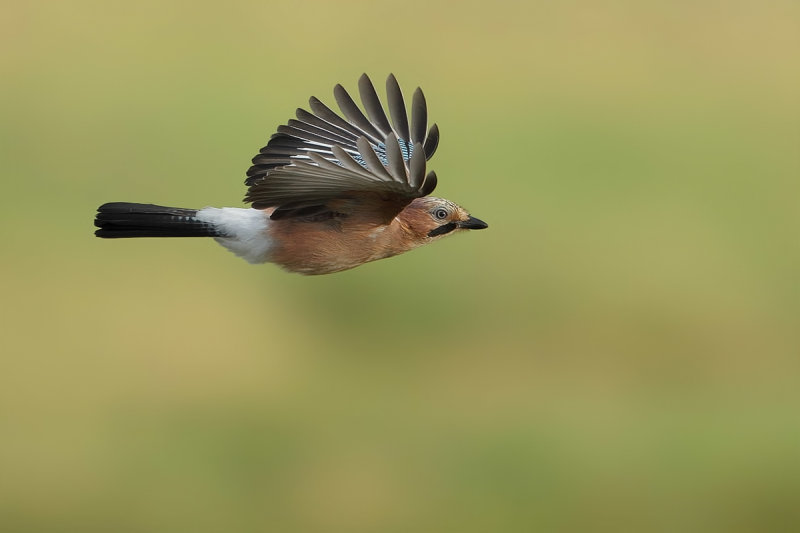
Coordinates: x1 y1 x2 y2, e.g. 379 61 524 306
2 0 799 531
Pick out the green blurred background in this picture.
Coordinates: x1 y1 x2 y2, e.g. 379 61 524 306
2 1 799 531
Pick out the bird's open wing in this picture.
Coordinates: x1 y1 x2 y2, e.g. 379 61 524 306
244 74 440 221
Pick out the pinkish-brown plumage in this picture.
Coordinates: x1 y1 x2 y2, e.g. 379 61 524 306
265 197 481 274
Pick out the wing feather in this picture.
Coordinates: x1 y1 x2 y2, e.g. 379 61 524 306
356 136 395 181
285 119 358 149
386 74 410 142
408 142 426 189
420 171 438 197
294 108 361 149
384 132 408 184
245 74 441 220
423 124 439 159
334 84 385 141
308 96 381 145
410 88 427 145
358 74 393 136
329 145 369 175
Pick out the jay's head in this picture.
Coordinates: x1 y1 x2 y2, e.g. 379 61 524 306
404 197 488 242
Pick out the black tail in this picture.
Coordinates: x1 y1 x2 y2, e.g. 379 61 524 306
94 202 220 238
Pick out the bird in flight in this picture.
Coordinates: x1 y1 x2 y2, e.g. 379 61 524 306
94 74 487 275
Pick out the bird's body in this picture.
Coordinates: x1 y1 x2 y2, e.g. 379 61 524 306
95 75 487 275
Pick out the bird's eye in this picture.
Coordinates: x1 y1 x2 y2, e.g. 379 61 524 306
434 208 449 220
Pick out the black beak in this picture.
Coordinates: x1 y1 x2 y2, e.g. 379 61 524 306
459 216 488 230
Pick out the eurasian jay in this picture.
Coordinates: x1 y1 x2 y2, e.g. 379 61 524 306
95 74 487 275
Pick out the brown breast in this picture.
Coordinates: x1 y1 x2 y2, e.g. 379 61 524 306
266 215 418 275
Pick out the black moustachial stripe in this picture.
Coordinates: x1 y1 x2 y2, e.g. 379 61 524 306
427 222 457 237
